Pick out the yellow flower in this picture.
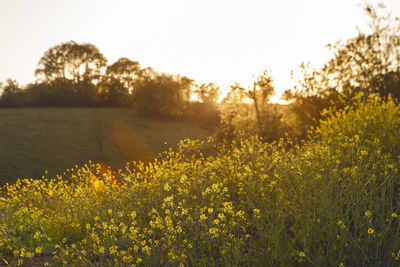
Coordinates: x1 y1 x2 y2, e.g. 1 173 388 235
365 210 371 217
339 263 344 267
142 246 151 255
131 211 137 219
26 252 34 258
392 212 398 218
164 183 171 191
368 228 374 234
33 231 41 239
299 251 306 257
181 208 188 215
109 245 118 255
209 227 219 238
337 220 345 229
35 246 43 254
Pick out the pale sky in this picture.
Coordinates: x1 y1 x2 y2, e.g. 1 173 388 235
1 0 400 101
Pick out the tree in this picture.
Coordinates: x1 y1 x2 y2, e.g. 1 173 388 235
219 71 284 141
219 84 257 137
106 58 141 94
188 82 221 127
98 77 132 107
246 70 275 134
292 2 400 100
135 72 193 118
194 82 221 104
283 2 400 139
97 57 143 107
0 79 24 107
283 88 339 139
283 63 340 139
35 41 108 85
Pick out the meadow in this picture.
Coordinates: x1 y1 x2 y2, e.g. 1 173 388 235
1 97 400 266
0 108 211 184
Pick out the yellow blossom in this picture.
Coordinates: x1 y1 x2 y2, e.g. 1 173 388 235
164 183 171 191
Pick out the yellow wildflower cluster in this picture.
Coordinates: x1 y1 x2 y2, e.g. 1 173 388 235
0 97 400 265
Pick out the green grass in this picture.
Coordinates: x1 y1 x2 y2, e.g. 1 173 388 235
0 108 211 184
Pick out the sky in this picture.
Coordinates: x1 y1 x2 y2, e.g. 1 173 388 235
1 0 400 101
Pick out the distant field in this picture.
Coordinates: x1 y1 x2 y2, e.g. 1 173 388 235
0 108 211 184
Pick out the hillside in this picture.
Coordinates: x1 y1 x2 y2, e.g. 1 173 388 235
0 108 211 184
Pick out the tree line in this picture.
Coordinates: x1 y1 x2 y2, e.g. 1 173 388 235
0 40 222 127
1 2 400 142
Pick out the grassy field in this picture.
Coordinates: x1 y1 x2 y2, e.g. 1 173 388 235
0 108 211 184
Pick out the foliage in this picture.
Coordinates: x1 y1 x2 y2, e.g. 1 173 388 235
193 82 221 104
98 58 142 106
1 97 400 266
0 79 25 107
282 83 340 140
35 41 108 85
186 83 221 128
219 71 286 142
134 73 193 118
292 2 400 100
317 95 400 159
326 2 400 99
106 58 141 94
0 42 201 115
283 2 400 139
98 77 134 107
